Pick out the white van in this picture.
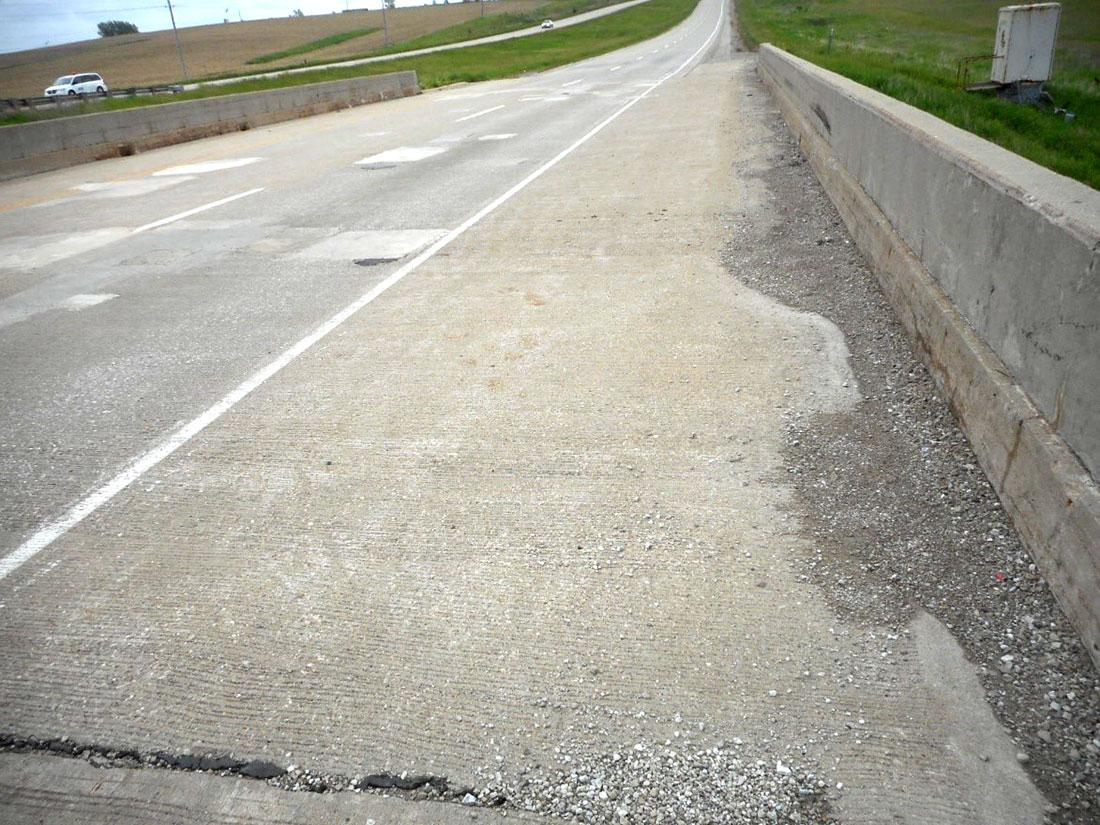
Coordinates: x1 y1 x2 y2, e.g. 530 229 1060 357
45 73 108 96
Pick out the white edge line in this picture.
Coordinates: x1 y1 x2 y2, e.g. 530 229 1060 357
0 0 725 584
132 188 264 234
456 104 506 123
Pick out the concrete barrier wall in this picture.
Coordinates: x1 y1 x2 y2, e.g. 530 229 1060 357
758 45 1100 669
0 71 419 181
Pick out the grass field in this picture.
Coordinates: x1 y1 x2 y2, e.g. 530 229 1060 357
736 0 1100 189
0 0 698 127
0 2 543 98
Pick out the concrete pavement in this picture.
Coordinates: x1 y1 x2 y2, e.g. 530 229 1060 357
0 0 1065 821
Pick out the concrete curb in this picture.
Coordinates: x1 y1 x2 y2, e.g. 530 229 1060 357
0 70 419 182
757 46 1100 671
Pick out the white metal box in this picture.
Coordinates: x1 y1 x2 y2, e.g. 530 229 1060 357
991 3 1062 84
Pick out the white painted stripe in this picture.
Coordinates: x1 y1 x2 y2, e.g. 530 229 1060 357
357 147 446 164
132 188 263 234
63 293 117 310
456 105 505 122
361 131 390 137
479 134 518 141
609 65 622 72
152 157 262 176
561 79 583 87
0 0 726 584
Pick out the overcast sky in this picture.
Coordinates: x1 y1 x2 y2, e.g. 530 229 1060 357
0 0 410 54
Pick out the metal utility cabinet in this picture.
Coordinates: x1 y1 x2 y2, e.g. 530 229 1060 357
991 3 1062 84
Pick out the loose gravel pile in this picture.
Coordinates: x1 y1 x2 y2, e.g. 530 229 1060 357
723 74 1099 823
481 742 833 824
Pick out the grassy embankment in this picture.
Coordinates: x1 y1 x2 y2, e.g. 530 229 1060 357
736 0 1099 189
206 0 624 81
246 27 382 64
1 0 696 128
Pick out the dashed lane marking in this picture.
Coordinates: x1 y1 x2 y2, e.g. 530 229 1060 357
456 105 506 122
479 134 518 141
132 189 264 234
562 79 584 87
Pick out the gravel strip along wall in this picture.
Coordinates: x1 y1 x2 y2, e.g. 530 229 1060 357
757 45 1100 671
0 70 419 181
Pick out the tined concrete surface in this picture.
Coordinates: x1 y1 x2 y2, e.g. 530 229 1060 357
0 51 1053 825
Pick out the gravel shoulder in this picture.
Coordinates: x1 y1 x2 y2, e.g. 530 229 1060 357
721 60 1100 825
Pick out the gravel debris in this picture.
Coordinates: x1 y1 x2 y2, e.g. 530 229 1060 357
479 741 834 824
723 73 1099 823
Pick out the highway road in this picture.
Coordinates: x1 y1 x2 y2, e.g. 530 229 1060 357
0 0 1058 822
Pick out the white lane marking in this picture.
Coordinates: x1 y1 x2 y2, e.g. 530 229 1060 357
132 188 264 234
361 131 391 137
63 293 117 310
0 0 726 584
152 158 262 177
609 65 622 72
562 79 583 87
479 134 517 141
520 95 569 102
356 146 446 164
456 105 505 122
636 56 645 61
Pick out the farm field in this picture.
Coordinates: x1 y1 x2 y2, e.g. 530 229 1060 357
0 0 697 127
0 1 544 98
736 0 1100 189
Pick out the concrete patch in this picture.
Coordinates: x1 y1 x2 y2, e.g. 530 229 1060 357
152 158 263 176
356 147 446 165
32 177 194 205
911 611 1048 824
0 228 129 270
62 293 118 310
292 229 447 261
0 752 547 825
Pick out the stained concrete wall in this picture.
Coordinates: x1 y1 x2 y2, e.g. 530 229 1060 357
758 45 1100 670
0 71 419 181
759 46 1100 482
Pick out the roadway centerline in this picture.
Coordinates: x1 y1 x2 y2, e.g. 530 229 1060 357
455 105 506 122
0 0 727 583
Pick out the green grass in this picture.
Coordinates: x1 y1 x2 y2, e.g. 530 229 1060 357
1 0 698 127
736 0 1100 189
245 27 381 64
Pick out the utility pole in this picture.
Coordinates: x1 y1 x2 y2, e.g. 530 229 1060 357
166 0 189 80
481 0 485 19
381 0 390 47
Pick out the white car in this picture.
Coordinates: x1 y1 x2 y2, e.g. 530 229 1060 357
541 19 554 29
44 73 108 96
